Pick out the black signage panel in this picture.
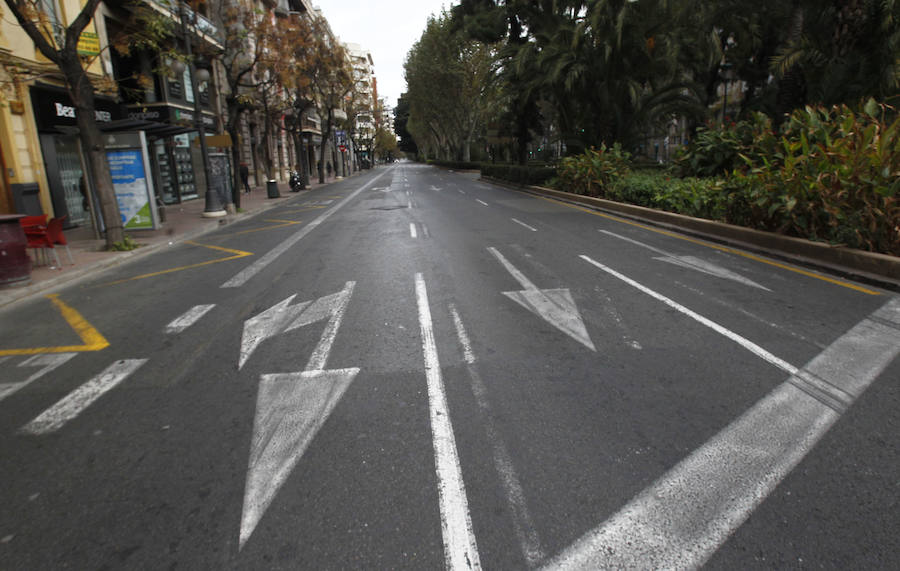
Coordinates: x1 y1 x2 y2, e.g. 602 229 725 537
30 86 125 131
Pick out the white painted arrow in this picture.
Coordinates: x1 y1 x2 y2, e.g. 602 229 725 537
488 247 596 351
599 230 770 291
239 284 354 369
239 367 359 548
239 281 358 548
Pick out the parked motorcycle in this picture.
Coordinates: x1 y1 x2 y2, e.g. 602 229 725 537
289 170 303 192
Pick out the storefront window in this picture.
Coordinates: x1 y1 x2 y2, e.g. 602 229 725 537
53 136 88 226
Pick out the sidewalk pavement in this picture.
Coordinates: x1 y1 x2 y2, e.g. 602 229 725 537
0 176 344 309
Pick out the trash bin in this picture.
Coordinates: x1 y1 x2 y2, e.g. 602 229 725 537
266 180 280 198
0 214 32 287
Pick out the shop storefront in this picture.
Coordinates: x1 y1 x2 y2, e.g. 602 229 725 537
126 104 217 205
30 85 126 229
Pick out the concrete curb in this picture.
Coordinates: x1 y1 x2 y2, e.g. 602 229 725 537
481 176 900 292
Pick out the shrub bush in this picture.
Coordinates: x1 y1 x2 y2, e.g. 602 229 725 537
556 144 631 196
426 159 481 170
481 164 557 186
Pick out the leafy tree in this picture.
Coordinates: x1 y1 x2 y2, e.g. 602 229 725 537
5 0 125 246
393 95 418 155
404 10 497 161
374 125 398 161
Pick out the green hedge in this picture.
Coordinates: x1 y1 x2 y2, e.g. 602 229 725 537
426 159 482 170
480 164 557 186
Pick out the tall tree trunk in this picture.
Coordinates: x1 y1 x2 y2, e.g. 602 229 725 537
60 51 124 245
226 104 243 209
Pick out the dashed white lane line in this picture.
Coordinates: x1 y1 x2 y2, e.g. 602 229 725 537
422 224 431 239
20 359 148 435
511 218 538 232
450 304 545 567
580 255 795 374
410 223 418 239
222 169 390 288
545 297 900 570
476 199 489 207
165 304 216 334
458 189 467 195
415 274 482 570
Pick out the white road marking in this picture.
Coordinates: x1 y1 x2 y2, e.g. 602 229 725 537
450 304 546 567
511 218 538 232
238 283 355 370
240 368 360 549
476 199 489 207
222 169 389 288
489 247 596 351
416 274 482 570
431 185 442 192
599 230 770 291
239 282 358 548
165 304 216 334
408 200 414 209
545 297 900 570
580 255 795 374
422 224 431 239
20 359 147 435
458 189 466 195
0 353 77 403
410 223 418 239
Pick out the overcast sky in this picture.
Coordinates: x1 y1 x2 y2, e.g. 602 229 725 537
314 1 454 109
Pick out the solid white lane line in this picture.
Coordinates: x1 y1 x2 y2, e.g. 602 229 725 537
165 304 216 334
21 359 148 435
410 223 418 239
415 274 482 570
599 230 770 291
545 297 900 570
222 169 390 288
476 199 489 207
512 218 538 232
450 304 546 567
488 247 539 291
0 353 77 403
580 255 796 374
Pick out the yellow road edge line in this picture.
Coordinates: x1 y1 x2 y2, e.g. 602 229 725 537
0 294 109 356
97 241 253 287
533 194 882 296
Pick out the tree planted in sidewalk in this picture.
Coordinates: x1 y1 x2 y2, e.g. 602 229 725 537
4 0 125 247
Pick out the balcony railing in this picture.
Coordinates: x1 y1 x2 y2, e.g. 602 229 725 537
148 0 219 39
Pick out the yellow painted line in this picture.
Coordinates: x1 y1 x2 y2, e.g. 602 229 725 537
225 219 302 236
97 242 253 287
0 294 109 356
533 194 881 296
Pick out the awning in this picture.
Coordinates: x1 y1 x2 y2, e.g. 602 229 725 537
100 118 193 137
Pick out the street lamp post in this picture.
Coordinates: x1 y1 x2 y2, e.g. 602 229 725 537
178 1 225 218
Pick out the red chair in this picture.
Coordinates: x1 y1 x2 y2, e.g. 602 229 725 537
20 214 58 267
46 216 73 265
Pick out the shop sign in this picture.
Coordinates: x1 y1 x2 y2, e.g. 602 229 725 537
30 86 123 131
77 32 100 56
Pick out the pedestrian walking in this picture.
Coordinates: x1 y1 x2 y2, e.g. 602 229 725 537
240 163 251 194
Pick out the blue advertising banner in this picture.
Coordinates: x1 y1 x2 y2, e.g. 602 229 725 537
107 149 153 229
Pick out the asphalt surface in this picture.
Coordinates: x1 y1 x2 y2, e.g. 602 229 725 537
1 162 898 569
